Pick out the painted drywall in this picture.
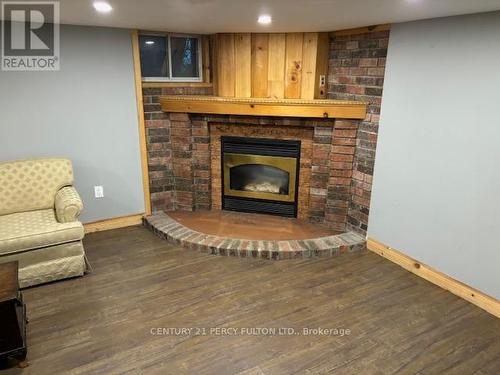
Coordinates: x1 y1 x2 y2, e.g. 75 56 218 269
368 12 500 299
0 24 144 223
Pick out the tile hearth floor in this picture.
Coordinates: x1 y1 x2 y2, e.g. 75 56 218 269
144 211 366 260
167 210 338 240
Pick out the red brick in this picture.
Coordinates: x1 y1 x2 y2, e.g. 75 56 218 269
192 127 209 136
169 113 189 121
352 187 364 197
332 162 353 170
170 120 190 128
346 85 365 95
349 67 367 76
359 58 378 67
171 128 191 137
327 200 349 208
329 177 351 186
336 76 356 84
330 169 352 177
353 195 370 207
353 170 365 181
333 138 356 146
333 129 357 138
334 120 358 129
332 146 355 155
367 67 385 76
331 154 354 162
311 165 330 174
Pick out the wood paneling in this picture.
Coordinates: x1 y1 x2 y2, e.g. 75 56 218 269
267 33 286 99
251 34 269 98
314 32 330 99
301 32 319 100
209 34 218 94
131 30 151 216
214 32 329 100
201 35 211 83
284 33 304 99
234 33 251 97
160 95 367 119
367 238 500 319
216 34 235 97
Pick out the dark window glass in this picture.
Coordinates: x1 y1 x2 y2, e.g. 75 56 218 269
139 35 168 78
170 36 199 78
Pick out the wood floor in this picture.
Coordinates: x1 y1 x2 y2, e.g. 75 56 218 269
167 210 337 240
3 226 500 374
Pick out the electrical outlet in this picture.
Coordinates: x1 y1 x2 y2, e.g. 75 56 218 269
94 185 104 198
319 75 326 87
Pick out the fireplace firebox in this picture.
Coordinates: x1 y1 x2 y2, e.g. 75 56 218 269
222 136 300 217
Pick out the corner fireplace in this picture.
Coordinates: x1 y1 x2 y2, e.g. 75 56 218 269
222 136 300 217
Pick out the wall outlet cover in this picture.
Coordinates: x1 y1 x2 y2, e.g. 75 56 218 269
94 185 104 198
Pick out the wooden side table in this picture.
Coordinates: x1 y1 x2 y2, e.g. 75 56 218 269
0 261 27 361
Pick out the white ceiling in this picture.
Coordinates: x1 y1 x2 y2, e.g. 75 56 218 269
51 0 500 33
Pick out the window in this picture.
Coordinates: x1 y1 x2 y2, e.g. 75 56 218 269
139 33 202 82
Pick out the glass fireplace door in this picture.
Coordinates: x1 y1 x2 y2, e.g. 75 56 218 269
223 153 297 202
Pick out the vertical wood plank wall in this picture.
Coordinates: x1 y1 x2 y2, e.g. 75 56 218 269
234 33 251 97
215 32 329 99
216 34 236 96
268 34 286 99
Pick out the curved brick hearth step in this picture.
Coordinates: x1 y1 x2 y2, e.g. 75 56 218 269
143 212 366 260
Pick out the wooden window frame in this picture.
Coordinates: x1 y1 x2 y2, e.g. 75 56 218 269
139 32 203 83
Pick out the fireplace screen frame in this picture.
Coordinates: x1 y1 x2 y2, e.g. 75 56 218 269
221 136 301 217
223 153 297 202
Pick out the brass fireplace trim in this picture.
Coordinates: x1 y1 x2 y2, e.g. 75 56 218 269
223 153 297 203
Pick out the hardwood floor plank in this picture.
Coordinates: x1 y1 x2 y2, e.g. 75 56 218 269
2 226 499 374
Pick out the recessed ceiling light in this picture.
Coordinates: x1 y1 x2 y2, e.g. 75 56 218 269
257 15 272 25
145 40 155 45
93 1 113 13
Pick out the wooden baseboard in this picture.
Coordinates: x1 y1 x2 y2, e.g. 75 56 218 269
84 214 144 234
367 238 500 319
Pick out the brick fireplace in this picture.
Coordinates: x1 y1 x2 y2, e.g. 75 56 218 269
143 28 388 236
145 110 359 233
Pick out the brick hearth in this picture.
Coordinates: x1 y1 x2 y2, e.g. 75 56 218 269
144 211 365 260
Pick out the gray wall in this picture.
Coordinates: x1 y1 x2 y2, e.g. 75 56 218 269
0 24 145 223
368 12 500 299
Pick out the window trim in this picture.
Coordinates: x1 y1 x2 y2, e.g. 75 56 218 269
140 32 203 83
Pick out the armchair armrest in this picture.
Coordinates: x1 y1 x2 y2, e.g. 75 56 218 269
55 186 83 223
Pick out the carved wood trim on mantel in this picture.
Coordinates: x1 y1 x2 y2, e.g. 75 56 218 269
159 95 367 119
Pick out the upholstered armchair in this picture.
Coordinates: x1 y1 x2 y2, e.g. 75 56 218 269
0 158 88 287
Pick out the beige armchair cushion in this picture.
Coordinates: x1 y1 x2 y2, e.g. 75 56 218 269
0 158 74 216
55 186 83 223
0 209 84 255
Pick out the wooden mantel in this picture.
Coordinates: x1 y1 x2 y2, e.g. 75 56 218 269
159 96 367 119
